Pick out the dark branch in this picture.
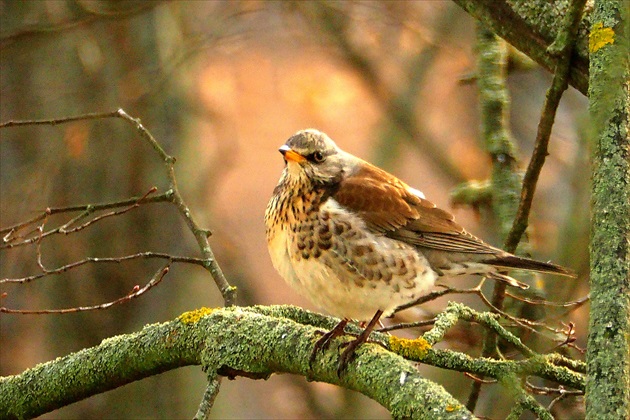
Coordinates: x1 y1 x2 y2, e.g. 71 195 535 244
1 252 205 284
453 0 589 95
504 0 588 252
1 265 169 314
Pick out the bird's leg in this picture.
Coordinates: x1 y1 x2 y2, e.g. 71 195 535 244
309 318 348 366
337 310 383 376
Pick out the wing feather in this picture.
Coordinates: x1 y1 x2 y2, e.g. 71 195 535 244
333 161 499 254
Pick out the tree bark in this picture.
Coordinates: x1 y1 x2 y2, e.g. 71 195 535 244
586 1 630 418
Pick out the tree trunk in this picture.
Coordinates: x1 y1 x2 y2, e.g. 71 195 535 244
586 1 630 418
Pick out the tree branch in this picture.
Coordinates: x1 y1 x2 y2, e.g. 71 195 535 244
469 23 522 412
0 306 474 419
0 191 173 238
504 0 588 252
194 375 221 420
0 109 236 306
1 252 204 284
1 264 169 314
452 0 590 95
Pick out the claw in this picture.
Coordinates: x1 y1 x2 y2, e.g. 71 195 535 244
310 310 385 376
309 319 348 367
337 310 384 376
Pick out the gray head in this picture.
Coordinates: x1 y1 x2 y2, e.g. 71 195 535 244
279 129 350 187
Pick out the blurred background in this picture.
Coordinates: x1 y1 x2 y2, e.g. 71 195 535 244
0 1 589 418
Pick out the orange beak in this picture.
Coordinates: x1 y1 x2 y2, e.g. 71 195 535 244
279 145 306 163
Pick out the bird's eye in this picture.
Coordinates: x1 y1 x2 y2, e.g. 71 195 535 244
310 151 326 163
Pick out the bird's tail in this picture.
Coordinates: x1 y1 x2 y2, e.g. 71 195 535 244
484 254 576 278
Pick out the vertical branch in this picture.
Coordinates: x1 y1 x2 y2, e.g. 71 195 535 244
586 1 630 418
194 374 221 420
467 24 522 413
504 0 588 251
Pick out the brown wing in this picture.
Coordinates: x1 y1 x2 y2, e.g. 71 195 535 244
333 160 498 254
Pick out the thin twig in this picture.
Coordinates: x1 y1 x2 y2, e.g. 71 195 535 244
394 284 483 313
508 383 554 420
505 291 589 308
464 372 497 384
35 214 49 272
396 281 586 353
194 375 222 420
113 109 235 305
503 0 588 252
1 187 159 249
64 187 158 234
0 191 173 237
1 264 170 314
0 110 121 128
377 319 436 333
1 109 236 306
524 379 583 412
1 252 205 284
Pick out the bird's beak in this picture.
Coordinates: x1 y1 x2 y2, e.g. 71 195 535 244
279 145 306 163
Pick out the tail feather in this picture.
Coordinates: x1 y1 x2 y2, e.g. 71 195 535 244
484 254 575 278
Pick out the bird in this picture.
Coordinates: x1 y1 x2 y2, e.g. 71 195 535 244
264 129 574 374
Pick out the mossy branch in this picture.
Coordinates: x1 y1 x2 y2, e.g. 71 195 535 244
1 303 586 418
386 303 584 390
0 305 473 420
453 0 590 95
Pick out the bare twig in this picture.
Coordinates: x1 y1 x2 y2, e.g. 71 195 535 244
464 373 497 384
0 190 173 238
503 0 588 252
63 187 158 234
1 252 205 284
194 375 222 420
1 187 159 249
524 379 584 412
394 284 483 313
0 108 236 306
0 187 157 249
394 280 586 355
0 110 121 128
508 382 554 420
1 264 169 314
505 291 589 308
377 319 436 333
114 109 235 305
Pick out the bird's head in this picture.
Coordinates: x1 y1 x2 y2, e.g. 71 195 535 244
278 129 349 187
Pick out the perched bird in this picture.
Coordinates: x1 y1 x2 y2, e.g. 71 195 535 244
265 129 574 373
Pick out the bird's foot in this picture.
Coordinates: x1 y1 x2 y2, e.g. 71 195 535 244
336 310 384 376
309 319 348 367
336 333 369 376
